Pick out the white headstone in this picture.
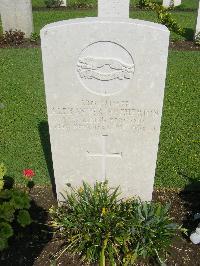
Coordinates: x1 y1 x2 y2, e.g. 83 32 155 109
41 0 169 202
98 0 129 18
195 1 200 37
163 0 182 8
174 0 182 6
60 0 67 7
0 0 33 38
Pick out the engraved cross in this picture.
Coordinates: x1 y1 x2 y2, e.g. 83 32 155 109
87 135 122 181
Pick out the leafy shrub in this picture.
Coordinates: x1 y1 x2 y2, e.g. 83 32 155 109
153 4 183 35
138 0 151 9
0 163 32 251
0 30 25 46
30 32 40 43
138 0 183 35
50 181 183 265
67 0 96 8
44 0 63 8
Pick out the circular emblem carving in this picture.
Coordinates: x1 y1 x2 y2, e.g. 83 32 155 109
77 41 135 96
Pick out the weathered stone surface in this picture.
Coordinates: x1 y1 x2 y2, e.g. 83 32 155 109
196 1 200 37
41 3 169 202
0 0 33 38
98 0 129 18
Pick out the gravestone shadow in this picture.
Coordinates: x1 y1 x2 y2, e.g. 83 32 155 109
182 28 195 41
178 172 200 237
38 121 57 198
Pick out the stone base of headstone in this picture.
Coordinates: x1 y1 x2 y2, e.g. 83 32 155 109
0 0 33 38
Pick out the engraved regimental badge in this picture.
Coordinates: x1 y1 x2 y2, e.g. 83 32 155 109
77 41 135 96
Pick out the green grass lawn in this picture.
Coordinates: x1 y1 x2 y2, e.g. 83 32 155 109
176 0 199 10
31 0 199 9
0 48 199 188
0 7 197 41
31 9 197 41
32 0 45 8
0 48 48 185
157 51 200 188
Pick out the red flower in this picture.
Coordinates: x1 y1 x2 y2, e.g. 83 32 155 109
23 169 35 180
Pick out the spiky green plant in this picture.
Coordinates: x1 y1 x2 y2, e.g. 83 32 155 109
50 181 184 265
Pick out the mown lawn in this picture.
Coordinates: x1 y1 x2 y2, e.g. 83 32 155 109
31 9 196 40
0 6 197 41
0 48 48 185
31 0 199 9
176 0 199 10
32 0 45 8
0 48 199 188
157 51 200 188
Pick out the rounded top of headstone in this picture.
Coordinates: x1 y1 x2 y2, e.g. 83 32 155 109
40 18 169 37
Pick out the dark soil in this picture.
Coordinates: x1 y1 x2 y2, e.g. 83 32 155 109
169 41 200 51
0 40 200 51
0 40 40 49
0 186 200 266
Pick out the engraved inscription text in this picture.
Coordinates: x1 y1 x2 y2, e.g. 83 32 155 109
49 100 160 132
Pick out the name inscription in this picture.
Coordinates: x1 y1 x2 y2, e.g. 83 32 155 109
49 100 160 132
